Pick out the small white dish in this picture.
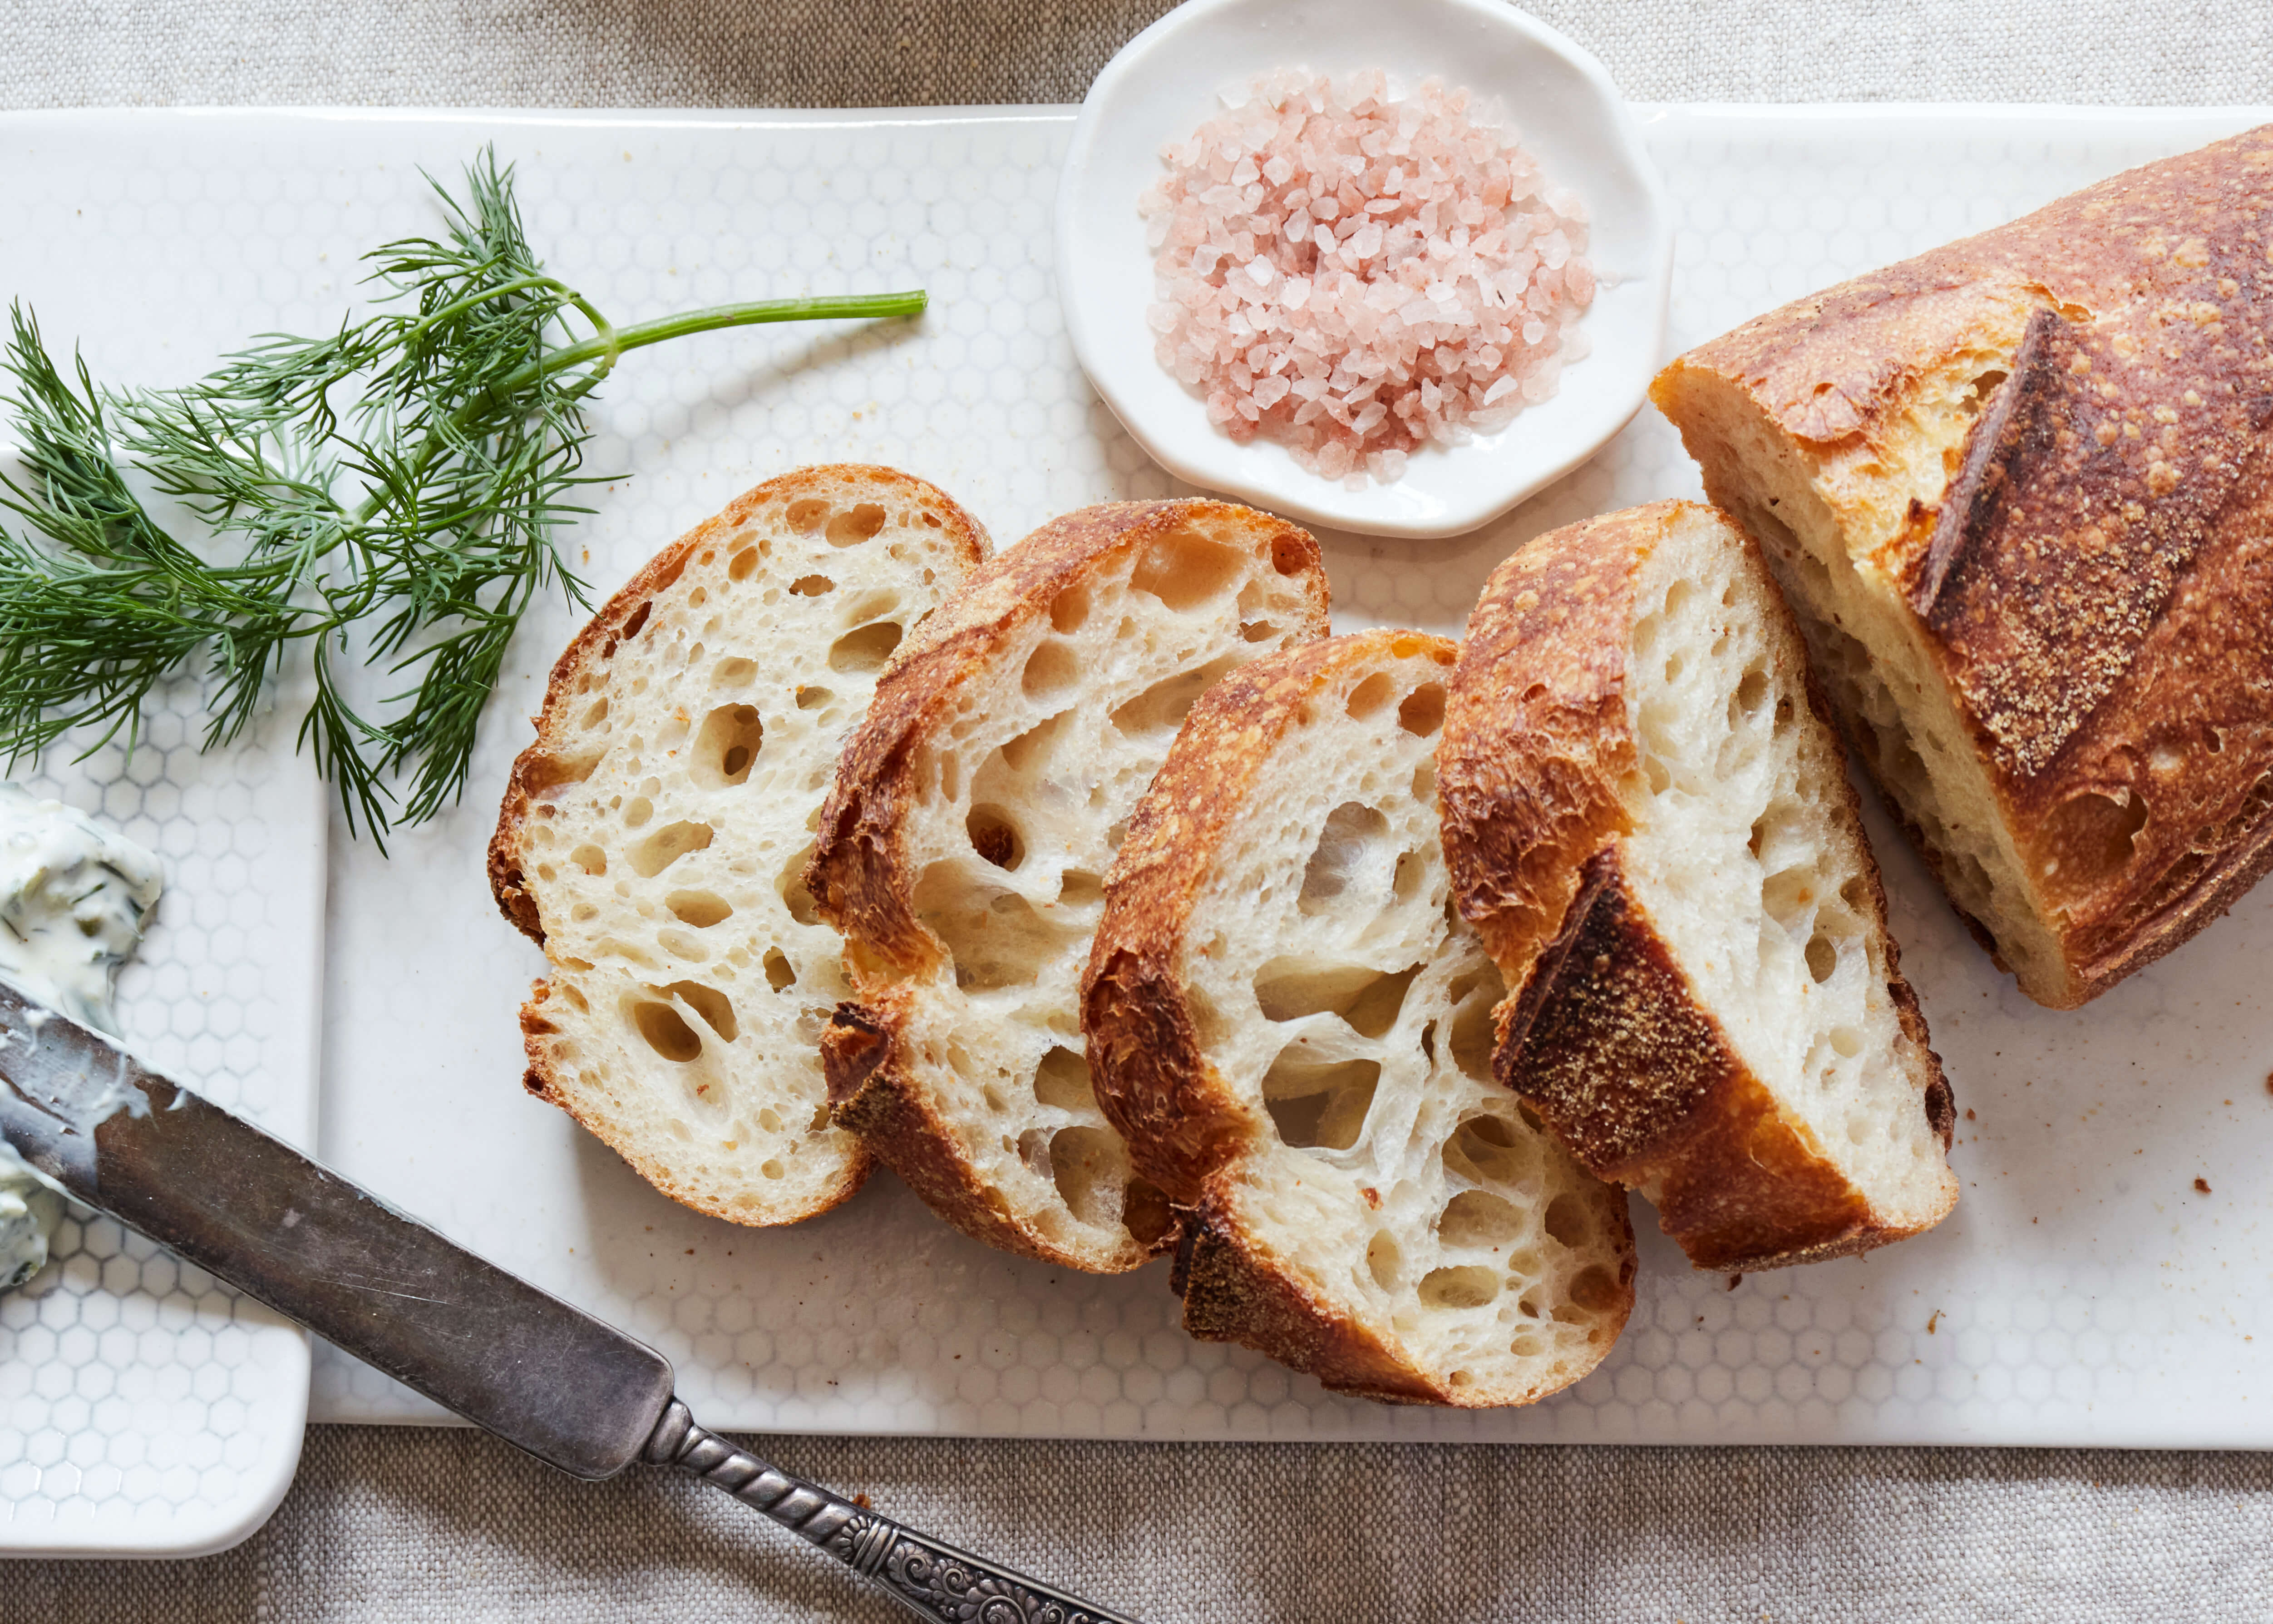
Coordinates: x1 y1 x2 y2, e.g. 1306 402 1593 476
1055 0 1672 539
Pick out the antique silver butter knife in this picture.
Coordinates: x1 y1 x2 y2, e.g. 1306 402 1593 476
0 983 1141 1622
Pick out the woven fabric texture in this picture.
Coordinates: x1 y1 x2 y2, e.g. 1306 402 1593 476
8 0 2273 109
10 0 2273 1617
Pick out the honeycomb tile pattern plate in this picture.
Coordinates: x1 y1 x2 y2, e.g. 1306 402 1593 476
0 122 334 1553
58 103 2238 1451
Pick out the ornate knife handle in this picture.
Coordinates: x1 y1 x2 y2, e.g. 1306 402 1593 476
644 1398 1144 1624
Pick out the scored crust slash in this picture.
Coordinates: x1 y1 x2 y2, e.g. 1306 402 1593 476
1653 123 2273 1010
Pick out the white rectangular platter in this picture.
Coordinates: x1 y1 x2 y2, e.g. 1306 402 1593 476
10 102 2269 1469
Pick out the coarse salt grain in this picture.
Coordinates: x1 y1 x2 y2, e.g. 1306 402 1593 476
1140 69 1595 485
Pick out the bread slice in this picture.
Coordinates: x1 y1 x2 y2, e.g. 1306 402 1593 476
1651 126 2273 1009
1439 501 1957 1272
809 500 1331 1273
489 465 987 1227
1084 630 1636 1406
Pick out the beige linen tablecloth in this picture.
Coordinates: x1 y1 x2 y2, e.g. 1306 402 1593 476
11 2 2273 1617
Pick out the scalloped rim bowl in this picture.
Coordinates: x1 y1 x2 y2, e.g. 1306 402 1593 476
1055 0 1673 539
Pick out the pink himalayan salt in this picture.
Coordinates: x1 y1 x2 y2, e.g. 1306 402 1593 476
1139 69 1596 489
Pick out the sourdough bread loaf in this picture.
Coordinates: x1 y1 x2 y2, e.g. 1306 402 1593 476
490 465 986 1226
1651 125 2273 1008
1084 630 1635 1405
1439 501 1957 1272
809 500 1331 1274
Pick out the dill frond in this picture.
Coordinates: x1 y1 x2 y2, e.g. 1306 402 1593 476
0 148 924 845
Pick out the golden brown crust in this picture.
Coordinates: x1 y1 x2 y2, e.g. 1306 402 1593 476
1082 630 1455 1206
1655 126 2273 1007
807 500 1330 971
1439 504 1670 975
1441 501 1954 1272
1170 1199 1445 1405
487 464 984 1228
814 1000 1063 1261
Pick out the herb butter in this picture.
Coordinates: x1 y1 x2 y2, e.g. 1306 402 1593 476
0 786 162 1292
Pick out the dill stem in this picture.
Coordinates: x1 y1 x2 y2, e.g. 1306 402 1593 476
344 287 927 531
536 289 929 386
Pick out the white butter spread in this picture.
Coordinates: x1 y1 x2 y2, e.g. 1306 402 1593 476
0 786 163 1292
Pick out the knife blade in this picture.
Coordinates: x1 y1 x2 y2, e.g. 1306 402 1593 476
0 982 1144 1622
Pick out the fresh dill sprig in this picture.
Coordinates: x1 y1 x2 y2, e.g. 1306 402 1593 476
0 149 924 844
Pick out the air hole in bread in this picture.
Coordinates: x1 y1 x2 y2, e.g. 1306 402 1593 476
998 710 1070 774
570 844 607 877
1050 582 1092 633
1416 1265 1499 1310
1261 1055 1380 1150
1805 931 1839 983
1445 1116 1524 1185
1048 1125 1125 1229
1366 1231 1404 1290
1056 871 1104 909
665 890 732 928
1961 368 2010 417
726 547 761 582
1124 1178 1173 1246
580 698 609 729
623 797 654 829
826 503 888 547
795 685 833 711
1129 529 1242 611
915 865 1082 992
2040 789 2148 885
1109 655 1241 737
828 621 904 674
661 980 737 1041
629 820 713 878
1297 802 1395 914
966 805 1025 870
1033 1046 1095 1111
790 574 835 596
1542 1193 1592 1248
711 656 757 688
1735 665 1770 716
1270 536 1310 575
1240 619 1279 643
843 589 903 627
1021 640 1080 703
1252 958 1420 1039
786 498 830 533
527 748 602 794
692 704 764 788
762 949 795 992
1555 1267 1616 1316
1439 1189 1522 1248
1346 672 1396 721
631 1000 703 1062
779 845 821 927
1446 987 1499 1081
1397 684 1446 737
